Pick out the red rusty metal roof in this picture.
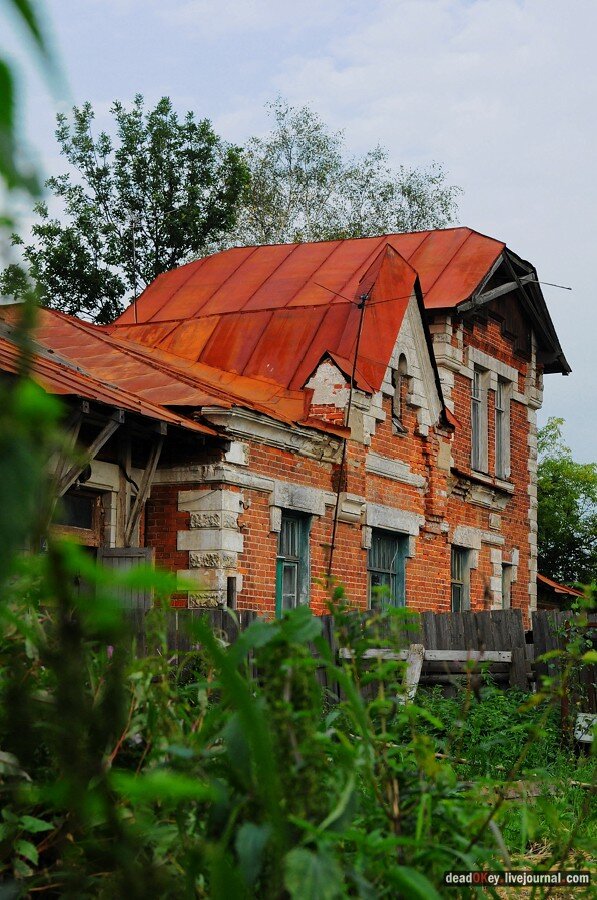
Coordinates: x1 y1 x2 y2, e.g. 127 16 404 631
110 240 427 393
0 326 215 435
0 305 344 436
109 227 503 392
537 573 584 598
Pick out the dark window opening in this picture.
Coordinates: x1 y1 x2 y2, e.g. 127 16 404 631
391 354 409 433
55 492 95 530
368 529 408 608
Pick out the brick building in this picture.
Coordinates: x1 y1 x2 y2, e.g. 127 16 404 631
0 227 569 622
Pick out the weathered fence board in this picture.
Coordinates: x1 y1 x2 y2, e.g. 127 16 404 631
123 607 595 708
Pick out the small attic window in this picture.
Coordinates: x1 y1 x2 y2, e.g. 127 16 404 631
391 354 409 434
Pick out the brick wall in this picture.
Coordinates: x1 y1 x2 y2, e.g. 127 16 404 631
142 302 540 627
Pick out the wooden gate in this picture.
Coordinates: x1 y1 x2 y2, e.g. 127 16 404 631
98 547 155 611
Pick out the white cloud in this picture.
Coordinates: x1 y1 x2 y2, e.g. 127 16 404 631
5 0 596 457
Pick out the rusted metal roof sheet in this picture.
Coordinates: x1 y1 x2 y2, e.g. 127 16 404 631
0 327 215 435
537 573 584 597
110 227 503 393
0 305 330 434
111 238 422 394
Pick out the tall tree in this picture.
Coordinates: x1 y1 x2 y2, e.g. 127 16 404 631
225 98 460 247
0 96 248 322
537 417 597 585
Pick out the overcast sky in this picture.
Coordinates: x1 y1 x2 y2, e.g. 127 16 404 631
4 0 596 460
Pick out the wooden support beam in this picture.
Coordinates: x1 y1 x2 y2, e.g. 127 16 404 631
124 436 164 547
401 643 425 704
53 412 82 488
338 648 512 663
58 414 122 497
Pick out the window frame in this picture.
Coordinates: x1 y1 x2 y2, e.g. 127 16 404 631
471 367 489 473
501 562 513 610
275 511 311 617
451 546 471 612
494 377 511 480
368 528 408 609
52 489 104 548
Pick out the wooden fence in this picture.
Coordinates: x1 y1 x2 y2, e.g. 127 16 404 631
125 606 596 710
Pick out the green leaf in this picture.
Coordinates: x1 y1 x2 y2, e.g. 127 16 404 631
18 815 53 834
7 0 46 54
318 774 355 833
392 866 442 900
581 650 597 663
14 838 38 865
280 605 322 643
284 848 343 900
110 770 218 804
235 822 271 886
0 60 14 134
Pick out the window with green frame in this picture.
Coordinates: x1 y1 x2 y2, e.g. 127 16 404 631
368 529 408 608
275 512 310 617
451 546 471 611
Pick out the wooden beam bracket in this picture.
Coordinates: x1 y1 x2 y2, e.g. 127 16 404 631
58 413 122 497
124 435 164 547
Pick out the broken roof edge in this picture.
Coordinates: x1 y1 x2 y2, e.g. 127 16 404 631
504 248 571 375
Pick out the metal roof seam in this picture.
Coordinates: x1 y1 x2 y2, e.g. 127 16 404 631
142 255 208 323
238 242 301 312
0 337 215 434
397 229 469 299
35 310 307 422
193 244 261 316
281 237 346 307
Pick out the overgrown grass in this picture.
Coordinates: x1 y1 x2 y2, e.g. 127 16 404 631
1 557 594 897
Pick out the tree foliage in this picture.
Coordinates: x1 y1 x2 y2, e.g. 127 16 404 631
225 98 461 247
1 96 249 322
538 417 597 585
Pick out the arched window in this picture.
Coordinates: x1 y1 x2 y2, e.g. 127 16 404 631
391 354 409 432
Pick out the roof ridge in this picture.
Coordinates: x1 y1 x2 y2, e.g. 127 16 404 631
203 225 476 252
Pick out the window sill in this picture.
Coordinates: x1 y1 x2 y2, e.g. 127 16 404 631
452 467 515 494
